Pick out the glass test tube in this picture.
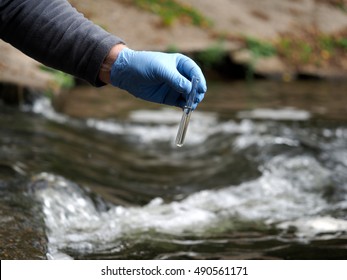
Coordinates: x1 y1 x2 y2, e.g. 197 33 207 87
175 76 199 147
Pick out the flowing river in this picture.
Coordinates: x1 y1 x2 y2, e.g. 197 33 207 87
1 80 347 259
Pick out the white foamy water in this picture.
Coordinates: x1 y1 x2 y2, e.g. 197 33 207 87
28 97 309 147
27 97 347 259
27 97 218 145
278 217 347 240
237 107 311 121
86 109 221 145
86 109 270 147
29 97 70 124
33 151 347 259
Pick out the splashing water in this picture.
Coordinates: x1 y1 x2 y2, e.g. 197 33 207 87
27 100 347 259
3 83 347 260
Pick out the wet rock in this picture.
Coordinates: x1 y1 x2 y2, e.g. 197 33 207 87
0 182 48 259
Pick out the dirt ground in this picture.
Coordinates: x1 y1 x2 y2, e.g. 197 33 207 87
69 0 347 50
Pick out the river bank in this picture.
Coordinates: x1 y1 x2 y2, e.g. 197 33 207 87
1 0 347 98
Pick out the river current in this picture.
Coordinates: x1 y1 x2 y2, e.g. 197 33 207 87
1 80 347 259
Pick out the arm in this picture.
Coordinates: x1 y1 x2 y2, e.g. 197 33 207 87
0 0 124 86
98 44 127 84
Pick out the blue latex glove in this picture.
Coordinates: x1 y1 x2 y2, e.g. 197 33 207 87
110 48 207 110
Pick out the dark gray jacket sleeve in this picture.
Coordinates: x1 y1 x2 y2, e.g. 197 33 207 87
0 0 124 86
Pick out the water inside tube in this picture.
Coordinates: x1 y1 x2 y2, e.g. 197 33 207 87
2 81 347 259
175 76 199 147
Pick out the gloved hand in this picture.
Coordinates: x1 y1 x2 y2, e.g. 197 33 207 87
110 48 207 110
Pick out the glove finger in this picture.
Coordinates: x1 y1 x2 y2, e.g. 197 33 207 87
164 80 204 109
159 67 191 99
157 54 206 108
169 73 205 109
195 92 205 103
176 55 207 94
190 92 204 110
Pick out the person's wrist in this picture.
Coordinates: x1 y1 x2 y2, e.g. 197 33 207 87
99 43 127 84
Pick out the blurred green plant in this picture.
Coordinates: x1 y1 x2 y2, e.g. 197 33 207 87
165 44 180 53
276 31 347 66
336 37 347 49
49 69 74 89
244 37 276 82
339 3 347 12
40 66 75 98
318 34 335 53
299 42 313 63
196 43 227 68
131 0 212 27
315 0 347 12
246 37 276 58
332 1 347 12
